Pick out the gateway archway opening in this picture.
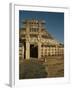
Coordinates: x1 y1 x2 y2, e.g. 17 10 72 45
30 44 38 58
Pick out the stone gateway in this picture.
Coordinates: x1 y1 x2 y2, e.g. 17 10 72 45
19 19 64 61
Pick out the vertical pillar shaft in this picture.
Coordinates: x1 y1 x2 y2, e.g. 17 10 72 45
26 21 30 60
22 45 24 60
26 41 30 60
38 42 41 59
38 21 41 59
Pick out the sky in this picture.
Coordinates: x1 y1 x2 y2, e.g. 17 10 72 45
19 10 64 43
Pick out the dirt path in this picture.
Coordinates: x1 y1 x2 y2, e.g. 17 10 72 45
44 56 64 77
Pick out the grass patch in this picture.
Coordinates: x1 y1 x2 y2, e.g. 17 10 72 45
19 60 48 79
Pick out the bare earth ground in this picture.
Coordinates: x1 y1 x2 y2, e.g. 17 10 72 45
19 55 64 79
44 55 64 77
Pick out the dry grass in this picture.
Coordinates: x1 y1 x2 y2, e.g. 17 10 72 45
19 55 64 79
44 55 64 77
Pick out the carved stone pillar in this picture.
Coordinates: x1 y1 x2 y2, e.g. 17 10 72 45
26 41 30 60
38 42 41 59
22 44 24 60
